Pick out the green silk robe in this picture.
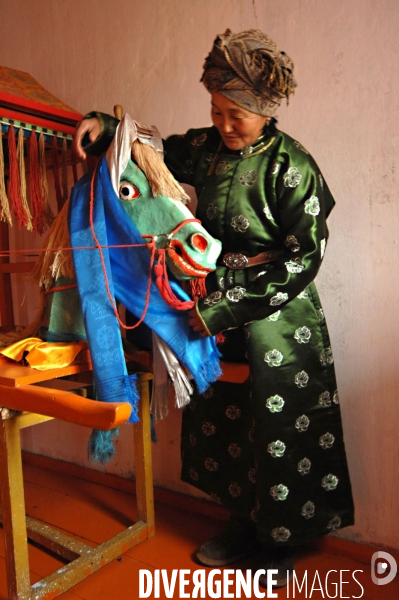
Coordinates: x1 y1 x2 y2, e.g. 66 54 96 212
164 124 354 547
88 114 354 546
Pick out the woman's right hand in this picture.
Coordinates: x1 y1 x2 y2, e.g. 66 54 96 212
73 117 101 160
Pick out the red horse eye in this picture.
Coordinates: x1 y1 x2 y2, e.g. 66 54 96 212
119 181 140 200
191 233 208 253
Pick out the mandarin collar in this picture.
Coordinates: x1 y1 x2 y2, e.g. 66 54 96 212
218 122 277 158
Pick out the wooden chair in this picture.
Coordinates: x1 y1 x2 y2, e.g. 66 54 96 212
0 358 154 600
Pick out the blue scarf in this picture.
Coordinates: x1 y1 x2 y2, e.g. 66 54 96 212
69 156 221 427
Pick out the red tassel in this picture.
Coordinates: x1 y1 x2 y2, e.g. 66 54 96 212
154 250 195 310
29 130 45 235
51 135 64 212
216 332 226 344
188 278 208 302
0 132 12 225
39 132 54 228
7 124 29 228
61 136 68 202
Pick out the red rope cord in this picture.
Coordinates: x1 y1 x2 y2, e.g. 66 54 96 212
3 167 204 321
0 219 203 260
88 161 156 330
0 242 149 258
41 283 77 294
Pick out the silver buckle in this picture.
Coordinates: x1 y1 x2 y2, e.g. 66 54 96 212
222 253 248 269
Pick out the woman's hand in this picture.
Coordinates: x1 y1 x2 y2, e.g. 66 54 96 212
188 307 209 337
72 117 101 160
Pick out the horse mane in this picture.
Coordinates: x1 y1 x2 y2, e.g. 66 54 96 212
131 139 189 202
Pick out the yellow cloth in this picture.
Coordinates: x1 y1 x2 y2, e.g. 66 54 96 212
0 337 88 370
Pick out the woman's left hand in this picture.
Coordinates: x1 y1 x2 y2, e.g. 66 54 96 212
188 307 209 337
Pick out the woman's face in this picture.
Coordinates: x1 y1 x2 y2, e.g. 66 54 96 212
210 92 269 151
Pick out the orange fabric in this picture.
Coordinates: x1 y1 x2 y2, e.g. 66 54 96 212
0 337 88 370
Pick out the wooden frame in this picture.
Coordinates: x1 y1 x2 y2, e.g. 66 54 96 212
0 363 154 600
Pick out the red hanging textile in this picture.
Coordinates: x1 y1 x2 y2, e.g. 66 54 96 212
61 136 68 202
17 127 33 231
7 124 30 228
0 133 12 225
39 132 54 228
29 130 45 234
51 135 64 212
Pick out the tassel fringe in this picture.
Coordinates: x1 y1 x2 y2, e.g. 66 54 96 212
17 128 33 231
87 428 119 463
0 134 12 225
196 351 222 395
51 135 64 212
61 136 68 203
29 131 45 234
188 278 207 302
8 125 30 229
39 132 54 228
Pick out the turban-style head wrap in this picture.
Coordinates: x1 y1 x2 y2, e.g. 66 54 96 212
201 29 296 117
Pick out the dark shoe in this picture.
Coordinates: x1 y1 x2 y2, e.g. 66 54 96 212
196 515 260 567
256 547 296 589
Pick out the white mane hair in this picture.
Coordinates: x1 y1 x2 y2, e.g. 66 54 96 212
107 114 189 202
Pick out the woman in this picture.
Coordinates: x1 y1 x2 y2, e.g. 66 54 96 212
74 29 354 588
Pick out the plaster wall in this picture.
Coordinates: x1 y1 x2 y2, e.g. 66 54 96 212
0 0 398 549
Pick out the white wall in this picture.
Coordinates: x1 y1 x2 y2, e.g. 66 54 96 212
1 0 398 550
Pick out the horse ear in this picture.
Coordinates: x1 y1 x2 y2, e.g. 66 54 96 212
131 139 189 202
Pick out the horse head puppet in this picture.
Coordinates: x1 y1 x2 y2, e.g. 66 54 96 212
2 115 222 461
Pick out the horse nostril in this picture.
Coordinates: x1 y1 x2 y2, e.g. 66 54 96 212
191 234 208 253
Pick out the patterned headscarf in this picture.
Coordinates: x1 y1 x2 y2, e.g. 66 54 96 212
201 29 296 117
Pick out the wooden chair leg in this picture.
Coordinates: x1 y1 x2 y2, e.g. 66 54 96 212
0 416 31 600
133 374 155 537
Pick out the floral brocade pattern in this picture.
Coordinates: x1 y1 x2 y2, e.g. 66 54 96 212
270 292 288 306
264 349 284 367
266 394 285 412
206 203 218 220
293 140 309 154
215 160 231 175
267 310 281 321
204 291 222 306
267 440 286 457
238 169 258 186
191 132 207 146
181 286 353 545
226 286 246 302
283 167 302 188
270 484 289 501
166 126 354 547
231 215 250 232
285 258 305 273
263 204 274 221
294 326 312 344
305 196 321 216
